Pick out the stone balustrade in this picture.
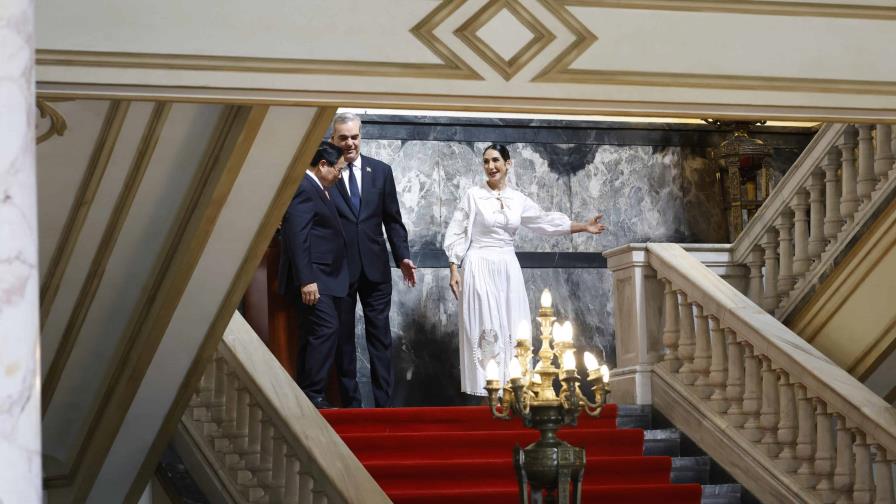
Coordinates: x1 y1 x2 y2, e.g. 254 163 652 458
732 123 896 320
180 313 390 504
608 243 896 504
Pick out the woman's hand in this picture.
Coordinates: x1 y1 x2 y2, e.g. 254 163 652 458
449 268 461 300
584 213 606 235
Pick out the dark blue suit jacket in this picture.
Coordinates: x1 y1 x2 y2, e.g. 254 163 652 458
279 175 349 298
330 155 410 284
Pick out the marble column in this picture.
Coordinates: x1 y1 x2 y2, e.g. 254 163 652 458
0 1 42 503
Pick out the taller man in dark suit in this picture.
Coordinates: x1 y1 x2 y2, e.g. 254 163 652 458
279 141 347 409
329 112 416 408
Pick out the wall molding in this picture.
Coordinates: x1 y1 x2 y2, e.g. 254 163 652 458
41 101 167 419
40 100 130 327
122 106 337 504
35 84 896 122
67 104 269 502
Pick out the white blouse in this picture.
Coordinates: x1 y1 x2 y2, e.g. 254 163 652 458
444 184 572 264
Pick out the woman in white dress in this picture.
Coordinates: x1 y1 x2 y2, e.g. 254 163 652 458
443 144 606 397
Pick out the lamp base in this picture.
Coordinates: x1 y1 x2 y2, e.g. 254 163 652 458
513 405 585 504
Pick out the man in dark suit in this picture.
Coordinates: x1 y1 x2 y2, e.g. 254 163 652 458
279 141 348 409
329 112 416 408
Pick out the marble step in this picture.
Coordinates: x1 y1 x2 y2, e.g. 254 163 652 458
615 404 652 429
643 428 681 456
701 484 743 504
671 456 711 484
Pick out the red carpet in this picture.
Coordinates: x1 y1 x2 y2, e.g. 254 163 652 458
322 404 701 503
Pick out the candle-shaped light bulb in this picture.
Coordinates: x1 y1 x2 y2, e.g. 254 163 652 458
563 321 573 342
600 364 610 383
486 359 499 381
509 358 522 379
584 351 600 372
552 322 562 339
541 288 552 308
516 320 532 342
562 351 576 370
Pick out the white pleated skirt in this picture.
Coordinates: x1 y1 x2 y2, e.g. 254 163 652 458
458 246 531 396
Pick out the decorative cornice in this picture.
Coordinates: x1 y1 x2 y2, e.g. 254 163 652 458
561 0 896 19
36 98 68 143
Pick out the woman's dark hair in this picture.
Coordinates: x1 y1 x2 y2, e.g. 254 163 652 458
310 141 342 168
483 143 511 162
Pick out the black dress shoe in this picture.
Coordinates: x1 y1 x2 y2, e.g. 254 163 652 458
310 397 333 410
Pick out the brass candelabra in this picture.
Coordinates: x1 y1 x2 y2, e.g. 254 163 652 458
484 289 610 504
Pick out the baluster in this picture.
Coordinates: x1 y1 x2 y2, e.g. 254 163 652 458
747 246 764 305
269 434 288 503
677 291 697 384
692 303 712 398
834 414 855 503
244 401 265 471
824 147 845 245
298 463 315 504
840 125 860 222
875 124 894 185
808 167 827 260
761 228 780 312
795 384 817 489
210 356 229 423
741 342 762 442
873 445 895 504
661 279 681 372
776 210 796 296
312 488 328 504
284 454 300 504
857 124 877 205
708 316 729 413
759 356 781 457
852 431 873 504
725 330 746 427
231 384 251 453
891 126 896 180
792 188 811 276
816 400 837 503
777 371 798 472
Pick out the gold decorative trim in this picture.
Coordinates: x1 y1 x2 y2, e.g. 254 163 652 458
532 0 598 82
455 0 556 81
41 101 168 416
411 0 485 81
68 104 269 502
561 0 896 19
36 98 68 143
36 1 481 81
122 106 337 504
40 100 130 327
532 0 896 94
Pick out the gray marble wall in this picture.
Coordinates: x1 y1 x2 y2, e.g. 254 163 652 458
346 116 815 407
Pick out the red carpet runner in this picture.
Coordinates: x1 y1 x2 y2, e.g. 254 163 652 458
322 404 702 504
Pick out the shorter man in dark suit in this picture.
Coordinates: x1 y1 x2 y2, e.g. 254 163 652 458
278 141 347 409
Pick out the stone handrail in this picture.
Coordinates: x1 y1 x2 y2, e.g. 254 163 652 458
181 312 391 504
615 242 896 503
732 122 896 320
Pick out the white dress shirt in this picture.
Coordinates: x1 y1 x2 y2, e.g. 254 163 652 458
306 171 326 194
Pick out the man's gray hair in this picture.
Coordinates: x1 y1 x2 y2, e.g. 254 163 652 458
332 111 362 129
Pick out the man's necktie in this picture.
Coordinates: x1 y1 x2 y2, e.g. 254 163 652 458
348 163 361 215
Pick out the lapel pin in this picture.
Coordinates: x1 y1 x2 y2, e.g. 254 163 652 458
366 167 372 172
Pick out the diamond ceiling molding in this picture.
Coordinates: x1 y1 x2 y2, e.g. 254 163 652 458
455 0 556 81
531 0 599 81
